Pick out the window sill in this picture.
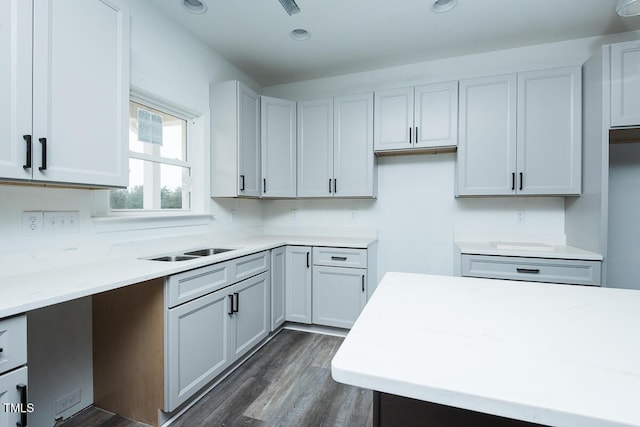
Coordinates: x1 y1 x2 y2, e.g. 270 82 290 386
92 213 212 234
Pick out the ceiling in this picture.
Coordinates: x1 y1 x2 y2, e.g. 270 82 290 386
149 0 640 87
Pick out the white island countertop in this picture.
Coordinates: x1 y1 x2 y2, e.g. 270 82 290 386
331 273 640 427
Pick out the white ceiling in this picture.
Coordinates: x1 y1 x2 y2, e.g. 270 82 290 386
149 0 640 87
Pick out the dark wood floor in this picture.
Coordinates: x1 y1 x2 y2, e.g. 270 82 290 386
61 329 372 427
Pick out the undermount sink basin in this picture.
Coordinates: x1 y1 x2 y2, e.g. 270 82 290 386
144 247 236 262
490 242 556 252
183 248 234 257
150 255 199 262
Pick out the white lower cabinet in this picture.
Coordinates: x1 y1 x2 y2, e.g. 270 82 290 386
165 252 270 412
270 247 286 330
0 315 28 427
166 286 230 411
0 366 29 427
312 266 367 329
229 272 270 361
285 246 312 324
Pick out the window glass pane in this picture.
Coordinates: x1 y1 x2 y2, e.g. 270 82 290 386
129 100 187 161
111 159 191 210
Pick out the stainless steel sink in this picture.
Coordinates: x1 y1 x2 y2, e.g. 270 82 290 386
149 255 199 262
183 248 234 257
144 247 236 262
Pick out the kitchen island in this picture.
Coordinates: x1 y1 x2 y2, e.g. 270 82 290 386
331 273 640 427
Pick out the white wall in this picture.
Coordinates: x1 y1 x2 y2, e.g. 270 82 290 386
261 33 640 282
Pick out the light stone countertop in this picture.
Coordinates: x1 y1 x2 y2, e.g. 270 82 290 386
456 241 603 261
0 232 376 318
331 272 639 427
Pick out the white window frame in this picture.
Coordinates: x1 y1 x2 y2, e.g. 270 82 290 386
92 87 211 232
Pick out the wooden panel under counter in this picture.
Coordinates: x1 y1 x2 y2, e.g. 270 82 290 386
92 278 164 427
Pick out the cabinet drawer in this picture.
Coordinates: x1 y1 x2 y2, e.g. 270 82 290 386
461 255 601 286
313 247 367 268
234 251 269 282
167 261 234 308
0 315 27 375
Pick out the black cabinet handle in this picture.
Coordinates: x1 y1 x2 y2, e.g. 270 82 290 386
329 178 332 193
519 172 523 191
511 172 515 191
306 252 310 268
516 268 540 274
0 347 3 353
415 126 419 143
361 275 365 292
331 256 348 261
233 292 240 313
38 137 47 171
409 127 412 144
263 178 266 194
23 135 32 170
334 178 337 194
228 294 234 315
16 383 27 427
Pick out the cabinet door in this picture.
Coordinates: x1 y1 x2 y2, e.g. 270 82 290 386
230 272 270 361
374 87 414 151
0 0 32 181
312 266 367 329
333 93 375 197
0 367 28 427
611 41 640 127
261 96 297 198
166 288 231 411
238 84 261 197
517 67 581 195
285 246 312 323
414 81 458 149
297 99 334 197
270 247 286 331
31 0 129 187
457 74 517 196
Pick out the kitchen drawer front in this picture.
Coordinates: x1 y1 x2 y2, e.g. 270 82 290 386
313 247 367 268
0 315 27 375
234 251 269 282
167 261 235 308
461 255 601 286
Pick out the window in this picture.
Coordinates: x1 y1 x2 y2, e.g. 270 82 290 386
111 100 192 211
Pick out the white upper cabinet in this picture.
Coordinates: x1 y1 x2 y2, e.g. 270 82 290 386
457 74 517 196
298 93 375 198
0 0 32 181
374 81 458 153
333 93 375 197
457 67 581 196
611 40 640 127
297 98 334 197
261 96 296 198
1 0 129 187
211 81 261 197
517 67 581 195
373 87 413 151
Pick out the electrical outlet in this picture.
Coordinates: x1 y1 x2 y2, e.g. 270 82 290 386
291 209 297 222
43 211 80 234
22 211 43 235
516 210 526 223
350 210 357 222
55 388 81 415
230 209 237 223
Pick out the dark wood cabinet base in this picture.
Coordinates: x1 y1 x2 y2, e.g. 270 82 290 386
373 391 547 427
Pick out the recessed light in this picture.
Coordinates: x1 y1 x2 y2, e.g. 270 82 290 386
182 0 207 14
432 0 457 13
290 28 311 41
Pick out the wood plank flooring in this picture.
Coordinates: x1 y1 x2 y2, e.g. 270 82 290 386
60 329 372 427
